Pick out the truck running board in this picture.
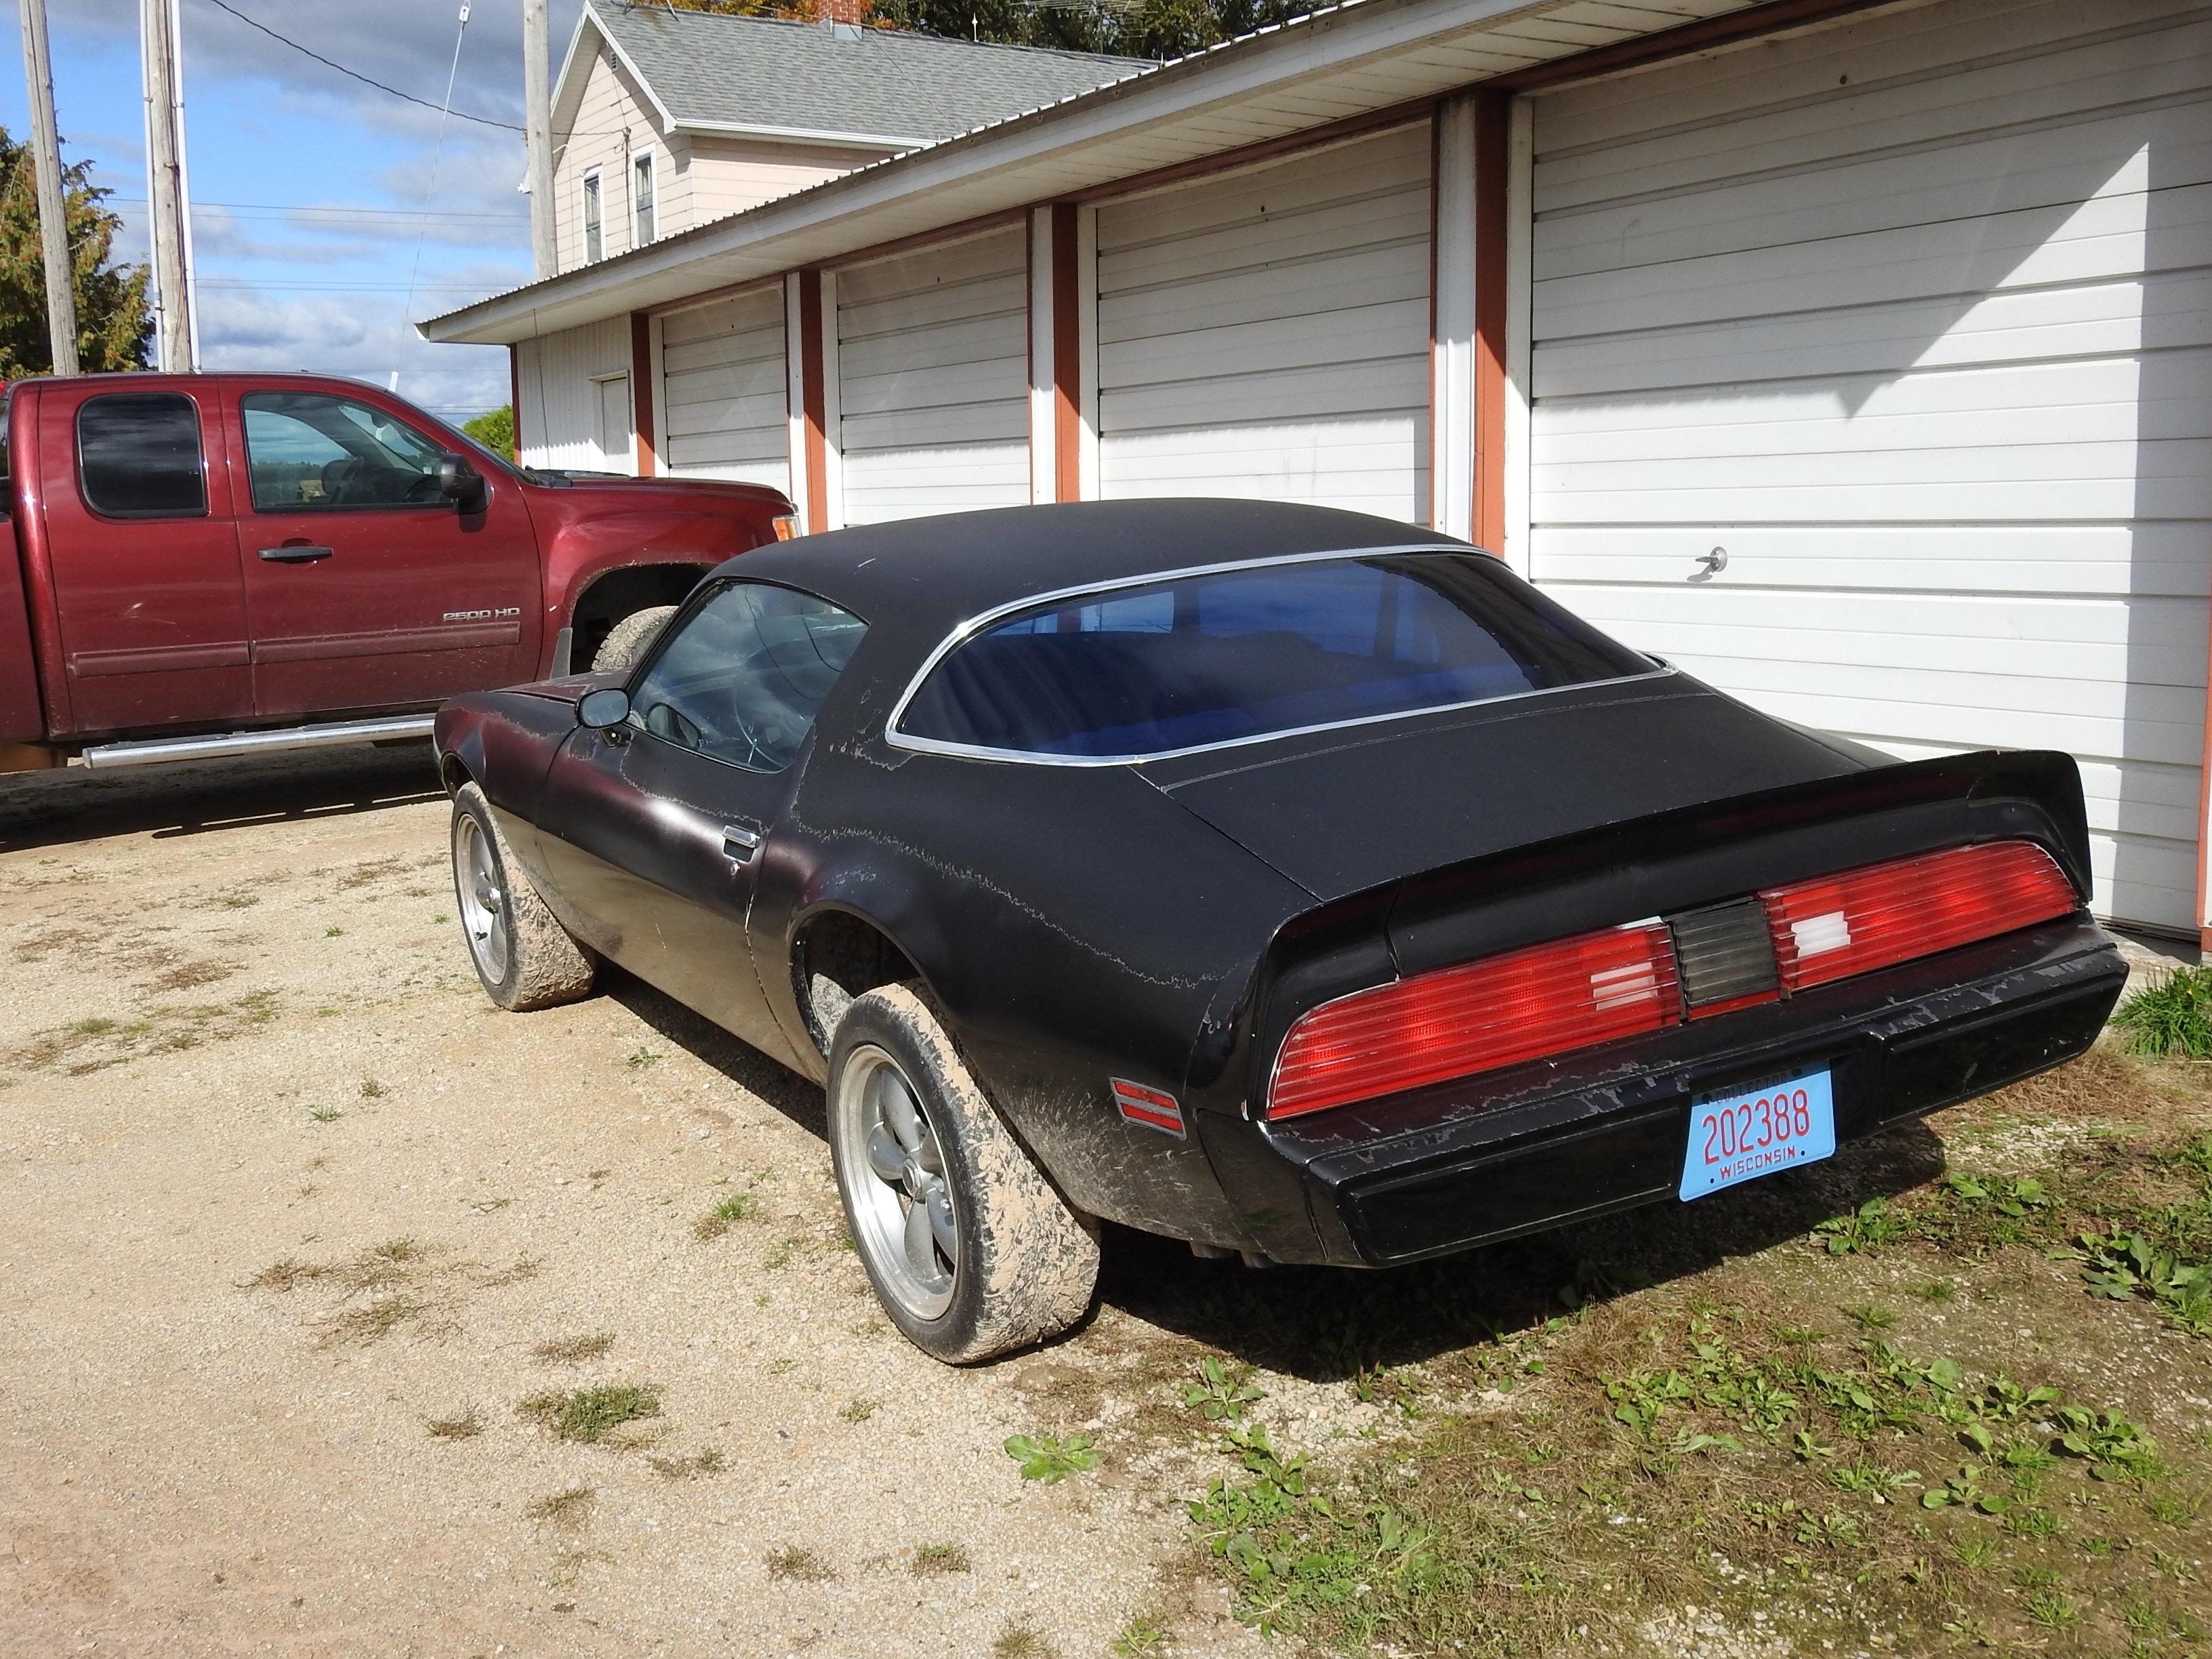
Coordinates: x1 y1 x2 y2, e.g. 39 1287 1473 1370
79 714 436 770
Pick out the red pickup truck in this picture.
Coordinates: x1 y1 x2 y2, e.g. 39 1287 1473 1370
0 371 794 773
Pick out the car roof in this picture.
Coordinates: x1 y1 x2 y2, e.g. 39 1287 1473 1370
712 498 1468 656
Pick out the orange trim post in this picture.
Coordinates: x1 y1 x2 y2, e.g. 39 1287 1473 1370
1050 203 1082 502
798 270 830 534
630 312 656 476
1470 91 1509 555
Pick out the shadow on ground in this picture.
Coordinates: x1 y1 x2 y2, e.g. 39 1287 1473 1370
0 742 444 853
607 955 1946 1383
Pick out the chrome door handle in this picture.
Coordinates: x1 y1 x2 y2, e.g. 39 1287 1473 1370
722 823 761 859
259 545 333 562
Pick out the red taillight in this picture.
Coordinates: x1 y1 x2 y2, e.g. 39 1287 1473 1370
1267 921 1680 1119
1761 840 2077 994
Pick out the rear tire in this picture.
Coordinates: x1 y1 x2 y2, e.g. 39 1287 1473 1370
591 605 676 674
828 986 1098 1364
450 782 596 1012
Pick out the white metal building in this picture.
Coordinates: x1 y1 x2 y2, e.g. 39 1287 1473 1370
428 0 2212 942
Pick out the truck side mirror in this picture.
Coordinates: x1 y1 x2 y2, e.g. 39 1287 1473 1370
437 453 487 512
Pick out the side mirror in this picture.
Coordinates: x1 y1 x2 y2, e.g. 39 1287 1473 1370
577 687 630 729
437 452 487 511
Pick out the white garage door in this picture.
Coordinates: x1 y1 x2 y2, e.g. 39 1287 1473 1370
658 287 789 492
835 226 1029 525
1096 121 1433 523
1526 0 2212 932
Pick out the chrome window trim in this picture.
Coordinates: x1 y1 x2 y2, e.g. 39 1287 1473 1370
881 544 1671 769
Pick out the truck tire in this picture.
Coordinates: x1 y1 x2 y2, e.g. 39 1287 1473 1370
828 985 1099 1364
592 605 677 674
449 782 597 1012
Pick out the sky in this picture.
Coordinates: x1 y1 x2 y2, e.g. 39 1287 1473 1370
0 0 594 426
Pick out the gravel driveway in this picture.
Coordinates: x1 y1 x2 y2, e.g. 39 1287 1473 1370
0 747 1274 1658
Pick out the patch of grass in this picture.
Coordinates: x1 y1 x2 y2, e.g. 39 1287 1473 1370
245 1256 333 1292
359 1078 385 1099
1110 1618 1168 1656
693 1191 758 1241
1004 1431 1102 1483
427 1406 484 1439
840 1397 879 1424
1844 1303 1898 1332
72 1017 117 1036
308 1106 343 1123
323 926 344 938
991 1624 1052 1659
1181 1355 1265 1422
1814 1195 1907 1254
910 1542 970 1576
525 1485 594 1530
626 1047 662 1069
321 1293 428 1346
518 1384 662 1444
762 1240 794 1271
2114 966 2212 1058
764 1545 833 1582
647 1447 726 1479
531 1332 616 1365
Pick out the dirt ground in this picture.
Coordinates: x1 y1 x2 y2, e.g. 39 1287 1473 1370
0 745 1273 1659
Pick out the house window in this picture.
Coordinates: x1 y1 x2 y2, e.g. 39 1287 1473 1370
632 150 655 247
581 169 602 262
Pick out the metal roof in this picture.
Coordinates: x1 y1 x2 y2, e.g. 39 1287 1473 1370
430 0 1767 348
587 3 1148 147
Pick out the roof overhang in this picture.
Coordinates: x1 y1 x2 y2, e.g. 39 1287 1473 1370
433 0 1777 347
672 119 926 150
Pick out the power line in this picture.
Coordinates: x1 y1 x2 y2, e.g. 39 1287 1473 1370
111 195 526 223
197 0 524 132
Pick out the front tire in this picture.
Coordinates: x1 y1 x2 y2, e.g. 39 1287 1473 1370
450 782 596 1012
828 986 1098 1364
591 605 677 674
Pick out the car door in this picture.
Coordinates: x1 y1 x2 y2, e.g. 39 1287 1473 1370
39 386 253 735
230 388 540 719
533 579 868 1065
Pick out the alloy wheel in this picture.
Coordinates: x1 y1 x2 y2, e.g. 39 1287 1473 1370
836 1044 959 1319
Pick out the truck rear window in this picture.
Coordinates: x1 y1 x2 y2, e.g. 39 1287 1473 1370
77 392 206 519
894 553 1656 760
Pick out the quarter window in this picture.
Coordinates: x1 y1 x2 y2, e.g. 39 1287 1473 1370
581 168 603 262
897 553 1655 760
632 151 656 247
630 581 867 773
77 392 206 518
241 392 448 512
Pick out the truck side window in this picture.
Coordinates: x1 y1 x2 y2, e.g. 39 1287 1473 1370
241 392 447 512
77 392 207 519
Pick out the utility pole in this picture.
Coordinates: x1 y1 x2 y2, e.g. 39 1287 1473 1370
524 0 555 278
17 0 77 374
140 0 195 371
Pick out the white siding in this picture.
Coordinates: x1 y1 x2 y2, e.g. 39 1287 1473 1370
659 286 790 493
552 46 676 272
516 315 634 473
834 226 1030 525
1096 121 1433 523
1525 0 2212 932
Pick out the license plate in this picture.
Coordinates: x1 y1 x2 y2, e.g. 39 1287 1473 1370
1680 1067 1836 1200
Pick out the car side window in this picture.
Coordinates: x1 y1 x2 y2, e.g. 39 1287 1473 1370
629 581 867 774
241 391 447 512
77 392 207 518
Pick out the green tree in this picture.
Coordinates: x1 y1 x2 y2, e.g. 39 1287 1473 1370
0 126 151 377
462 403 515 460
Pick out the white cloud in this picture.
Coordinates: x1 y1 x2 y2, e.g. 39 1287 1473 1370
198 287 514 424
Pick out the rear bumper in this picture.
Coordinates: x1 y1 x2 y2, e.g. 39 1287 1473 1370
1208 916 2125 1267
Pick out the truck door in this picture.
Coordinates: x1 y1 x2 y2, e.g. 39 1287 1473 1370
230 388 540 719
39 387 253 735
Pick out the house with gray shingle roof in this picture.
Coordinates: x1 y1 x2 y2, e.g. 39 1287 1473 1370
546 1 1144 272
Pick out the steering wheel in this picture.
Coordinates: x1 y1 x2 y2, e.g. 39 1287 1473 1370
404 470 443 504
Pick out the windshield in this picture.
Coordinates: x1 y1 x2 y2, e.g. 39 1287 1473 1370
894 553 1656 761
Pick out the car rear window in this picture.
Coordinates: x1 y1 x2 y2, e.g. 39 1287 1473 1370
895 553 1656 760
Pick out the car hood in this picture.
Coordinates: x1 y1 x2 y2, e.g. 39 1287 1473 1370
1138 674 1867 903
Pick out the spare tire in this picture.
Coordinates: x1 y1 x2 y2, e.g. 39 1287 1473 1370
592 605 677 674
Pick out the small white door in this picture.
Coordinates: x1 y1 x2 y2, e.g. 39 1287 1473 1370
596 373 633 473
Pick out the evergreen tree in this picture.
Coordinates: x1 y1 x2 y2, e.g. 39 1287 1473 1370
0 127 151 377
462 403 515 460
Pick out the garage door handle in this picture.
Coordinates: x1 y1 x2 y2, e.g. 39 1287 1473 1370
259 544 333 563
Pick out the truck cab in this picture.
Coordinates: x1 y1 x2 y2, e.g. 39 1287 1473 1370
0 372 792 771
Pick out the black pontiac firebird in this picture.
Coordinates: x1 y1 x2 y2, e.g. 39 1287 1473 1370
434 500 2126 1363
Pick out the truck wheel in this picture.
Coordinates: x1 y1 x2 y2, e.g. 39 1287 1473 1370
450 782 596 1012
592 605 677 674
828 985 1099 1364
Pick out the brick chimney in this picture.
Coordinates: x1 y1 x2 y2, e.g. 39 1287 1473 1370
817 0 872 24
